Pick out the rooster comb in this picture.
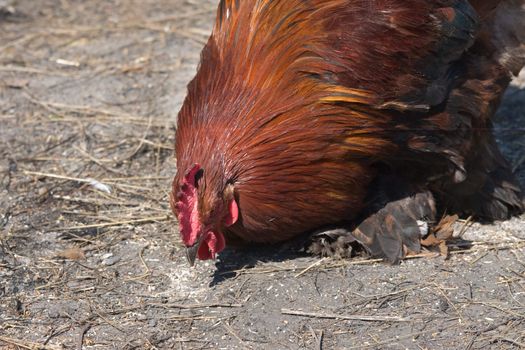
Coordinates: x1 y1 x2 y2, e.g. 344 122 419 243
173 163 202 243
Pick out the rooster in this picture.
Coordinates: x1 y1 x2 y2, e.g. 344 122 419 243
171 0 525 266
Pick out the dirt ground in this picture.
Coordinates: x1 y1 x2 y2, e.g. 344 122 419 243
1 1 524 349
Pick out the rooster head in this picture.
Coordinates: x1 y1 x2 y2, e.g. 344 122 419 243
170 163 239 266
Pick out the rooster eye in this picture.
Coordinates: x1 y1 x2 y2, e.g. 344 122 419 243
194 168 204 188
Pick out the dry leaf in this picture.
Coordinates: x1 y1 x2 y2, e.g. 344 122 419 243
419 215 458 259
57 247 85 260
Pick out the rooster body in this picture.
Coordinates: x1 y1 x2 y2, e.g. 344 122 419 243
172 0 525 264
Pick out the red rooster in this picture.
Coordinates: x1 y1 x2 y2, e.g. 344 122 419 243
171 0 525 265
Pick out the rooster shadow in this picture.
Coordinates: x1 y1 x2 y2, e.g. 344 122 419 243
211 237 311 286
210 234 476 286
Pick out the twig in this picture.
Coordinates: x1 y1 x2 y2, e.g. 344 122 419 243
0 336 63 350
100 175 170 181
99 302 243 317
145 302 243 310
456 216 473 238
43 324 72 345
469 251 489 266
295 257 328 277
53 216 169 231
125 245 152 281
52 194 137 207
0 65 70 76
141 138 173 150
317 330 324 350
281 308 410 322
23 170 112 193
77 324 92 350
24 92 144 119
23 170 99 183
138 245 150 275
116 115 152 162
309 326 324 350
344 322 458 349
165 315 220 321
471 301 525 318
349 285 417 301
73 145 127 175
91 308 126 334
499 337 525 347
431 283 463 321
222 321 252 349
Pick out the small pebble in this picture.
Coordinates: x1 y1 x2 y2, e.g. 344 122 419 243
102 255 121 266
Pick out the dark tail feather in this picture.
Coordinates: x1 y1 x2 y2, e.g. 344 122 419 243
439 135 524 221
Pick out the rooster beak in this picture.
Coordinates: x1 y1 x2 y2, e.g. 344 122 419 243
185 234 205 267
